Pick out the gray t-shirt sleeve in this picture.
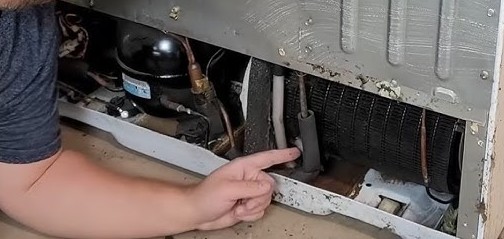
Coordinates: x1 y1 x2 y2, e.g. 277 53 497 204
0 3 61 164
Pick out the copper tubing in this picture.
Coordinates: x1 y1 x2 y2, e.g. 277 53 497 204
297 73 309 119
184 37 196 64
163 32 206 93
218 101 236 149
188 63 207 94
86 72 110 86
420 108 429 185
164 32 196 64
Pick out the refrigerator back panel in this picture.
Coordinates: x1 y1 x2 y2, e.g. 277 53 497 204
62 0 501 124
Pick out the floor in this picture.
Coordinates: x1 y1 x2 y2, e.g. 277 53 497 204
0 122 397 239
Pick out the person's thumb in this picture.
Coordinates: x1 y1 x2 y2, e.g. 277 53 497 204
224 180 272 200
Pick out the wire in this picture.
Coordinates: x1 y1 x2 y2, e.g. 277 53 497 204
206 49 225 77
192 112 211 149
426 187 457 204
86 72 123 92
57 81 124 113
159 97 210 149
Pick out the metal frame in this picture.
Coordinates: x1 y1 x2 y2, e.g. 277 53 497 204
58 100 455 239
457 122 487 239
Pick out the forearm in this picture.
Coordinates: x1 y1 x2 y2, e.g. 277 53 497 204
0 150 198 239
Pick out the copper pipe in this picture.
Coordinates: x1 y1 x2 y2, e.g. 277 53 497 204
184 37 196 64
420 108 429 185
163 32 207 93
211 126 245 155
297 72 309 119
86 72 110 87
163 32 196 64
218 101 236 149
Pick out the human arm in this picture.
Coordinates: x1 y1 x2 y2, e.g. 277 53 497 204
0 4 301 237
0 148 300 239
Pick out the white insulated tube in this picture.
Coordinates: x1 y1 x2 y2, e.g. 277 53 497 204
272 68 287 149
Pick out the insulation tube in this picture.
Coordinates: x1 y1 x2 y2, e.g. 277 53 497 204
297 110 321 174
289 73 321 182
272 65 288 149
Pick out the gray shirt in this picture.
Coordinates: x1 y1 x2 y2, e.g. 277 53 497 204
0 3 61 163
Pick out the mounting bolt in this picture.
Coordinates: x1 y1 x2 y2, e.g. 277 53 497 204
488 8 495 17
434 87 459 104
471 122 479 135
304 45 313 54
169 6 181 20
278 48 286 56
120 110 130 119
305 17 313 26
478 140 485 147
480 70 490 80
391 80 398 88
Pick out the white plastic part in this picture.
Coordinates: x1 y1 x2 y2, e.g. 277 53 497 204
239 58 252 120
272 74 287 149
378 197 401 215
120 110 129 119
355 169 450 228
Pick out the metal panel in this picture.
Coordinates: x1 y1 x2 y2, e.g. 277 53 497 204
457 122 487 239
63 0 500 124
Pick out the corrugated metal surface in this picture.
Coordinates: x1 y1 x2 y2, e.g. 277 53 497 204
292 0 499 123
62 0 501 123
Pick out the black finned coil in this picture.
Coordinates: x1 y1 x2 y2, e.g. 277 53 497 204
284 73 464 194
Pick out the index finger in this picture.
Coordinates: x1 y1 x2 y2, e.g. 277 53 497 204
241 148 301 170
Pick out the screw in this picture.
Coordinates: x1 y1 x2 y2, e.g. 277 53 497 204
304 45 313 54
88 0 94 7
305 18 313 26
169 6 181 20
464 223 468 227
472 235 476 239
278 48 286 56
120 110 130 119
468 107 472 112
480 70 490 80
478 140 485 147
488 9 495 17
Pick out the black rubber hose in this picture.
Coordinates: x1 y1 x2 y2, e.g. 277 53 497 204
272 64 285 76
298 110 321 173
290 110 321 182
